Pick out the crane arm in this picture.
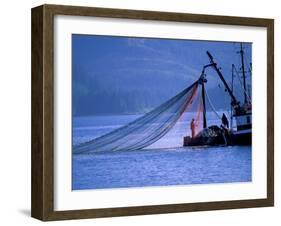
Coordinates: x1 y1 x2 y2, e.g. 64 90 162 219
206 51 239 107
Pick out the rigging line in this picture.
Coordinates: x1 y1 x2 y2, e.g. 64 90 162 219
204 86 222 120
244 53 252 73
233 65 252 104
239 44 252 74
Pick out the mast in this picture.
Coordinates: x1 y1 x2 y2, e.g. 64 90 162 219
199 67 208 129
201 82 207 128
230 64 234 129
239 43 248 104
206 51 239 107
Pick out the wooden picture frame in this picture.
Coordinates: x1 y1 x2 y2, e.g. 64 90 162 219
31 4 274 221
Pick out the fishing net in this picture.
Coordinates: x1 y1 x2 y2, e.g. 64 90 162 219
73 80 200 154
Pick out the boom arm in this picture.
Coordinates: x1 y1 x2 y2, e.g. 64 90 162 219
206 51 239 106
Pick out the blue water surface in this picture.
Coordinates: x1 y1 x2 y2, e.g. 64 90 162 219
72 114 252 190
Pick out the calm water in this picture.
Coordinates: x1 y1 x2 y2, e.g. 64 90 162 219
72 113 252 190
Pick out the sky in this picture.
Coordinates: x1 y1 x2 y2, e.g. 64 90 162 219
72 34 252 116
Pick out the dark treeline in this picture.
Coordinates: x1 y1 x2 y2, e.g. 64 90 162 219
73 67 234 116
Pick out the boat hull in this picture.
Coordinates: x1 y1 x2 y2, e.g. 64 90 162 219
183 126 251 146
228 129 252 145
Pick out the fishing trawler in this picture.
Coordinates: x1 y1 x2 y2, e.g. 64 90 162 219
184 44 252 146
74 43 252 155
